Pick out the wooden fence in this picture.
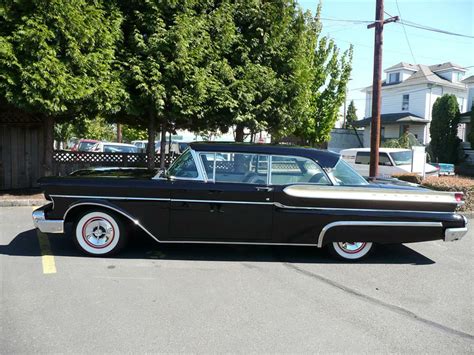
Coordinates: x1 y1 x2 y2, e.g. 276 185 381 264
53 150 179 176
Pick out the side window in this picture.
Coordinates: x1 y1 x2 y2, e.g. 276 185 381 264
270 155 330 185
167 150 199 179
201 153 268 184
200 153 215 180
355 152 370 164
379 153 392 166
355 152 392 166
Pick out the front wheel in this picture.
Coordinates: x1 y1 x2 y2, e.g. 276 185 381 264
73 210 127 256
328 242 374 261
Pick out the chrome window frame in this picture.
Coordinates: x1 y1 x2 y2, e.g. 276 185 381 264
163 148 205 182
197 151 270 185
268 154 333 186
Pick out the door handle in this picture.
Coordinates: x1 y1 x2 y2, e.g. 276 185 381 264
255 186 273 192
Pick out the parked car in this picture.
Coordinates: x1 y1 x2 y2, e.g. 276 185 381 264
431 163 455 176
90 142 139 153
71 139 99 152
340 148 439 178
131 140 159 153
131 140 186 154
33 143 468 261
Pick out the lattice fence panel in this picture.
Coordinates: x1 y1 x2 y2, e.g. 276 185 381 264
53 150 180 176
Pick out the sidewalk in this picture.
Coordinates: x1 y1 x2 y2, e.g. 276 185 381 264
0 192 47 207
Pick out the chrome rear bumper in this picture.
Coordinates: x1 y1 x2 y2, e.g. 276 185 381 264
32 208 64 234
444 216 469 242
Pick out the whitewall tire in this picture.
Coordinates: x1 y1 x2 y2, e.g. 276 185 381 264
74 211 126 256
328 242 374 261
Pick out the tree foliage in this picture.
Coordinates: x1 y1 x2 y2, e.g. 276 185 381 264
0 0 124 119
345 100 357 128
429 94 461 163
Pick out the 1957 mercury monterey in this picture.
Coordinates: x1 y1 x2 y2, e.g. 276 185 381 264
32 143 469 260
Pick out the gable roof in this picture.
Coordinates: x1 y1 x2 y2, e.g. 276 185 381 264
353 112 430 127
429 62 466 72
462 75 474 84
364 62 467 92
384 62 418 72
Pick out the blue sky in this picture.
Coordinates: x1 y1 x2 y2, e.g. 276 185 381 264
299 0 474 119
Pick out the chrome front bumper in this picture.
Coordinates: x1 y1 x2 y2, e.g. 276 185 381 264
32 208 64 234
445 216 469 242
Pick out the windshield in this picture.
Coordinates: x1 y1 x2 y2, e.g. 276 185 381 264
390 151 412 166
78 142 96 151
327 158 368 186
104 145 138 153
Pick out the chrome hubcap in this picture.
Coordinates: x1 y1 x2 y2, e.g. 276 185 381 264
83 218 114 247
337 242 366 253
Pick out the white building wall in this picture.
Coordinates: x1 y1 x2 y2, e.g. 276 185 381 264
468 86 474 111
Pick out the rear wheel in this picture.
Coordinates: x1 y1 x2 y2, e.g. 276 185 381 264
328 241 374 261
73 210 127 256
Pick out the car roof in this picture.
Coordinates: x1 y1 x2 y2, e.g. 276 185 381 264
80 139 99 143
103 142 136 147
189 142 340 168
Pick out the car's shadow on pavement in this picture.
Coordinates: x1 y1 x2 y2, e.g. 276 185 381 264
1 227 436 265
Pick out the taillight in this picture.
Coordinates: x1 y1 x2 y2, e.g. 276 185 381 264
455 193 464 203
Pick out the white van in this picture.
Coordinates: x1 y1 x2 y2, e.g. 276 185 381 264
339 148 439 178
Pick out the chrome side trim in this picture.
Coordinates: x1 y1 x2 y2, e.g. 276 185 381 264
51 194 455 214
445 216 469 242
32 209 64 234
284 185 459 205
159 240 316 247
50 194 171 202
171 198 273 205
63 202 161 243
317 221 443 247
273 202 454 215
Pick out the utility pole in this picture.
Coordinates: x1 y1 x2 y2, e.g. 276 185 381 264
367 0 398 179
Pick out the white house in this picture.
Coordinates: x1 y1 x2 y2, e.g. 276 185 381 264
355 62 469 147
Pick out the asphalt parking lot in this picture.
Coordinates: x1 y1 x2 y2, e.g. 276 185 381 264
1 206 473 353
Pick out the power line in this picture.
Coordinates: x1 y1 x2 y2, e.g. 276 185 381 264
319 17 474 39
395 0 417 64
399 20 474 39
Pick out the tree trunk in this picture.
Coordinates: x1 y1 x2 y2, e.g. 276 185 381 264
117 123 122 143
147 113 156 170
43 115 54 176
235 123 245 142
160 123 167 170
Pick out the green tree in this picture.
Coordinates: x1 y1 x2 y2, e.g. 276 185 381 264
345 100 357 128
115 0 225 168
294 6 353 146
121 125 147 143
429 94 461 163
0 0 124 173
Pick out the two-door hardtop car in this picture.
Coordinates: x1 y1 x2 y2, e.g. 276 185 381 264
32 143 469 260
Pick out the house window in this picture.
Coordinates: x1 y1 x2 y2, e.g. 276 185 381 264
389 72 400 83
402 94 409 111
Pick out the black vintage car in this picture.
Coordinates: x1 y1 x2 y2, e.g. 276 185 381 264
32 143 469 260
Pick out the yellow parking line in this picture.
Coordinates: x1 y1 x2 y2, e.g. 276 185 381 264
33 207 57 274
37 230 57 274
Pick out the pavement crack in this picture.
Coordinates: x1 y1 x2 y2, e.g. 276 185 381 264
283 262 474 341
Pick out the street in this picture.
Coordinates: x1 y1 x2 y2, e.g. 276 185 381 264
1 206 473 353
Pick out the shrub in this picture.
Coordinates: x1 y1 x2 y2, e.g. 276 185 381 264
392 173 423 184
421 176 474 211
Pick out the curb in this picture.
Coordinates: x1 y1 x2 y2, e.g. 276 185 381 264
0 199 47 207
